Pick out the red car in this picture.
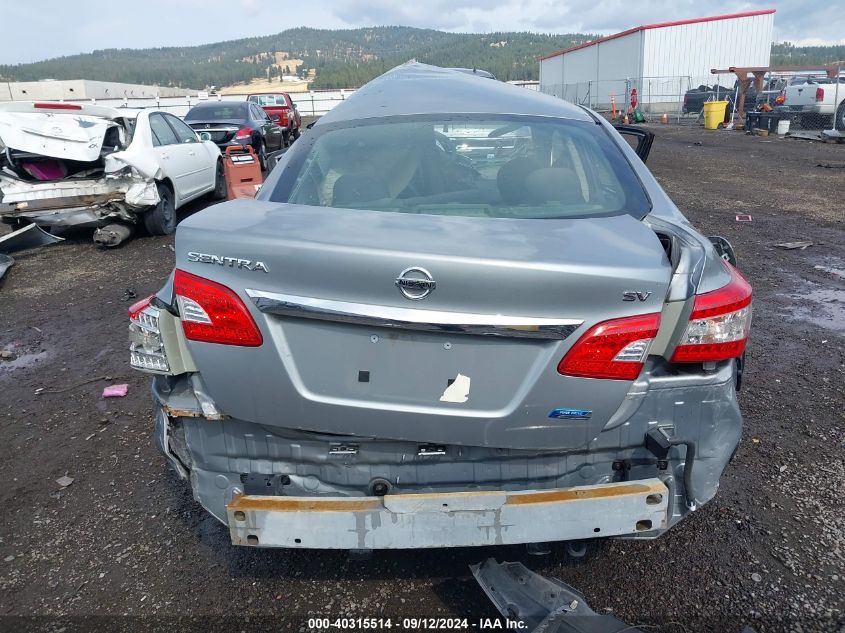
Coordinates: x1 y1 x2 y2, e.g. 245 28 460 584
247 93 302 146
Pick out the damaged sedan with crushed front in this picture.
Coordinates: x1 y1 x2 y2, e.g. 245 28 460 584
0 102 224 245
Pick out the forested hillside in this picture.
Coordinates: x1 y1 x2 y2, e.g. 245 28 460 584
0 27 589 89
1 27 842 91
771 42 845 66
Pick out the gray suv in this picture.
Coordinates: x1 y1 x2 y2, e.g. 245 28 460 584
129 63 752 550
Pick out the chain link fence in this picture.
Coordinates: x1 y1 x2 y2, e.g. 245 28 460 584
541 76 694 121
542 67 845 137
751 67 843 135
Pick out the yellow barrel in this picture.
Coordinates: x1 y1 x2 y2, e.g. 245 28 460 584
703 100 729 129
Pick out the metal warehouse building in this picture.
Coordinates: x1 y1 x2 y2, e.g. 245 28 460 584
539 10 775 111
0 80 195 102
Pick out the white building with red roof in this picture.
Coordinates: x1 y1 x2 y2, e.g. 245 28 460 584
539 10 775 111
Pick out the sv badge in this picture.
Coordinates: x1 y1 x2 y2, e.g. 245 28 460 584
623 291 652 302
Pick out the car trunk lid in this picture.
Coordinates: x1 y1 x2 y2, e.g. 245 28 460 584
0 110 120 162
186 119 241 144
176 202 673 450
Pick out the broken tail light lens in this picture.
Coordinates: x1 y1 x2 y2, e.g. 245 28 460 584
128 295 170 373
235 127 253 140
671 263 752 363
558 313 661 380
174 269 263 346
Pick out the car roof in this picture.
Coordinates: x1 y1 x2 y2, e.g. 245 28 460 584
189 100 247 109
447 67 497 80
317 62 592 126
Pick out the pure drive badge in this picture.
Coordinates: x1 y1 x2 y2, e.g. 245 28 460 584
548 408 593 420
187 252 269 273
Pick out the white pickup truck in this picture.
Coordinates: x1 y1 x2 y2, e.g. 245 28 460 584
783 76 845 129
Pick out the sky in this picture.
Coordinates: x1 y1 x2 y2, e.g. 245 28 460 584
1 0 841 65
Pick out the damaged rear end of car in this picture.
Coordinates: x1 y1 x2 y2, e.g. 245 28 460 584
0 102 159 232
129 63 751 550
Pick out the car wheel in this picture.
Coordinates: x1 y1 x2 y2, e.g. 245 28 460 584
836 101 845 131
211 160 227 200
144 183 177 236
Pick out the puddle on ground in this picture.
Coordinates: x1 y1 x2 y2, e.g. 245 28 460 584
786 286 845 332
775 254 845 333
0 349 50 374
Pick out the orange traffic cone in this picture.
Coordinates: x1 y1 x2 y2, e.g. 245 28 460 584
661 113 669 124
610 95 617 119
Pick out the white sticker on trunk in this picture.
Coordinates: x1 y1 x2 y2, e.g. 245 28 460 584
440 374 470 403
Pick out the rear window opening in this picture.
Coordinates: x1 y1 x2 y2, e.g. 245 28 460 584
249 95 289 106
185 104 247 120
269 115 651 220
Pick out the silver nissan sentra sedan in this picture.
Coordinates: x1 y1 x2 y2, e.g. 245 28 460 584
129 63 752 550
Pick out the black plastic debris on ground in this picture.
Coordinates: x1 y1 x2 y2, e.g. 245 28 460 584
0 254 13 281
470 558 642 633
0 223 64 254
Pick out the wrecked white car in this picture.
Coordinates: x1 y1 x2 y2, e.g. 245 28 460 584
0 102 226 244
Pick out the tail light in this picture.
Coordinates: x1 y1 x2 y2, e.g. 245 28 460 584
128 295 170 373
671 263 752 363
173 269 262 346
815 87 825 102
558 313 661 380
235 127 253 140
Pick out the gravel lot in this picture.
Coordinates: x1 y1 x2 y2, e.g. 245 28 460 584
1 125 844 633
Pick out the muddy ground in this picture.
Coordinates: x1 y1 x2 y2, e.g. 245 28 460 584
1 126 843 633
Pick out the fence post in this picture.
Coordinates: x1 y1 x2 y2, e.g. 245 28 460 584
833 64 841 132
623 77 631 114
677 77 683 123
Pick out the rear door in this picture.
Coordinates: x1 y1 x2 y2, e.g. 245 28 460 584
148 113 197 203
164 114 215 195
251 104 284 150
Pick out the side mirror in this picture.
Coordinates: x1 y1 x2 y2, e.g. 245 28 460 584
271 114 280 122
708 236 737 267
265 148 288 172
198 131 212 141
613 125 655 162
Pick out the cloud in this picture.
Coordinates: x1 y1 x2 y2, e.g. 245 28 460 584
327 0 845 44
240 0 263 17
0 0 841 65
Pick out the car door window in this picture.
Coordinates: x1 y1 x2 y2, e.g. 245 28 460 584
250 104 266 122
149 113 179 146
165 114 198 144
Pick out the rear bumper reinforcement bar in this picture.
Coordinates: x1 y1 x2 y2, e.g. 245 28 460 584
246 289 583 340
226 478 668 549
